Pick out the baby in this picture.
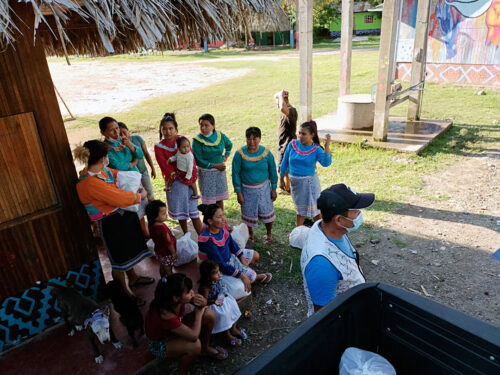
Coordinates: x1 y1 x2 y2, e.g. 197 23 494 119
167 136 200 200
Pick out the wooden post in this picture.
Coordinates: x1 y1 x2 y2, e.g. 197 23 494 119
339 0 354 96
298 0 313 124
407 0 431 121
373 0 401 141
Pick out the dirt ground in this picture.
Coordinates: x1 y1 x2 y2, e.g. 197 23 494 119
48 58 499 374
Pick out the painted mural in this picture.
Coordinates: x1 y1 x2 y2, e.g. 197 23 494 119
397 0 500 64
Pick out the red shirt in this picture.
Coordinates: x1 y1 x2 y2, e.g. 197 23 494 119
149 223 177 258
145 305 185 340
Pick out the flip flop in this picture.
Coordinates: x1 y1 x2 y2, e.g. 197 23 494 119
229 337 242 346
261 273 272 284
129 276 155 288
238 328 248 340
264 235 273 245
211 346 228 360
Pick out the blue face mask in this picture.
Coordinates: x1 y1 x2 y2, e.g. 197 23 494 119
340 211 363 232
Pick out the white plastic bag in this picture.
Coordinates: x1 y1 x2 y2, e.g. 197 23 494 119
221 274 251 300
289 226 311 249
175 232 198 266
231 223 249 249
339 347 396 375
116 171 143 213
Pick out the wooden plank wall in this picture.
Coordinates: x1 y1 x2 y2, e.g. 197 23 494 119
0 3 96 299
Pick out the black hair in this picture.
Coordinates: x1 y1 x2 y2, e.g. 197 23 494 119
83 140 110 166
159 112 178 140
321 209 348 223
99 116 117 132
176 136 190 148
198 204 221 225
145 200 166 224
117 121 128 130
245 126 261 139
198 260 219 293
150 273 193 311
198 113 215 128
300 121 322 147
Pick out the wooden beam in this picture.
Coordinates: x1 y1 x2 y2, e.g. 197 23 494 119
407 0 431 121
373 0 401 141
298 0 313 124
339 0 354 96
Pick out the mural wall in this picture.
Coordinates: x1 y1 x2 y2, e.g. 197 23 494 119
396 0 500 86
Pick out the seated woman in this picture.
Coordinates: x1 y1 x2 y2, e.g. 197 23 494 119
232 126 278 244
197 204 272 294
75 140 153 306
145 274 228 375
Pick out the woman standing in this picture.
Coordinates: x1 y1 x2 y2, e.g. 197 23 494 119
279 121 332 227
232 127 278 244
154 113 203 235
75 140 153 306
192 114 232 210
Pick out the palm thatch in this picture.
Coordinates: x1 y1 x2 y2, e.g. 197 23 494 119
1 0 284 56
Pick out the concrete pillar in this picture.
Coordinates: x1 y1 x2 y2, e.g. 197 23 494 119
339 0 354 96
298 0 313 124
373 0 401 141
407 0 431 121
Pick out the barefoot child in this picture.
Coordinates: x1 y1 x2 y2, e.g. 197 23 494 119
167 136 200 200
146 200 177 276
198 260 247 346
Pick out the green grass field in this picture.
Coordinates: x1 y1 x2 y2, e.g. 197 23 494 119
63 48 500 281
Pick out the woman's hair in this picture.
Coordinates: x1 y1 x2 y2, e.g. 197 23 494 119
159 112 178 140
198 204 221 225
245 126 261 139
73 140 109 166
300 121 322 147
145 200 166 224
117 121 128 130
150 273 193 311
99 116 117 132
198 260 218 293
176 136 190 148
198 113 215 127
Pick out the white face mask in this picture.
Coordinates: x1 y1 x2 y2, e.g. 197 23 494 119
106 136 119 143
205 131 213 137
103 157 109 167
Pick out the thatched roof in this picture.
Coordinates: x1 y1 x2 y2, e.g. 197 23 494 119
248 7 290 32
1 0 284 56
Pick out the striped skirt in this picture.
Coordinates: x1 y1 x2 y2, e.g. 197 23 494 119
198 167 229 204
290 174 321 217
241 180 275 228
99 210 152 271
166 180 199 221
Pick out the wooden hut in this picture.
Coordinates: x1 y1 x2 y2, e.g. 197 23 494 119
0 0 283 353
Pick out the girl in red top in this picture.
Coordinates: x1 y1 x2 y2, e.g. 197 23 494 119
145 274 228 375
146 200 177 277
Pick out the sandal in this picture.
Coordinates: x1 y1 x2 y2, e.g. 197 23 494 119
129 276 155 288
229 337 242 346
264 235 273 245
260 273 272 284
237 328 248 340
204 346 228 360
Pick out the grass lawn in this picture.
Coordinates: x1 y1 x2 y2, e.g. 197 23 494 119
63 49 500 281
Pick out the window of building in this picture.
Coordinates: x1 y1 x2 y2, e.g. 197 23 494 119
365 15 373 24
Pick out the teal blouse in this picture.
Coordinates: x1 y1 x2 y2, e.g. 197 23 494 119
192 131 233 169
232 145 278 193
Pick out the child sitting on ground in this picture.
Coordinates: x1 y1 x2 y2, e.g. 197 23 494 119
167 136 200 200
146 200 177 276
198 260 247 346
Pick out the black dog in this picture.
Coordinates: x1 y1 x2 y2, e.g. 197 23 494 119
104 280 144 348
49 282 122 363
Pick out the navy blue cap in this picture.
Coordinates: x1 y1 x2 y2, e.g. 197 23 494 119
317 184 375 215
